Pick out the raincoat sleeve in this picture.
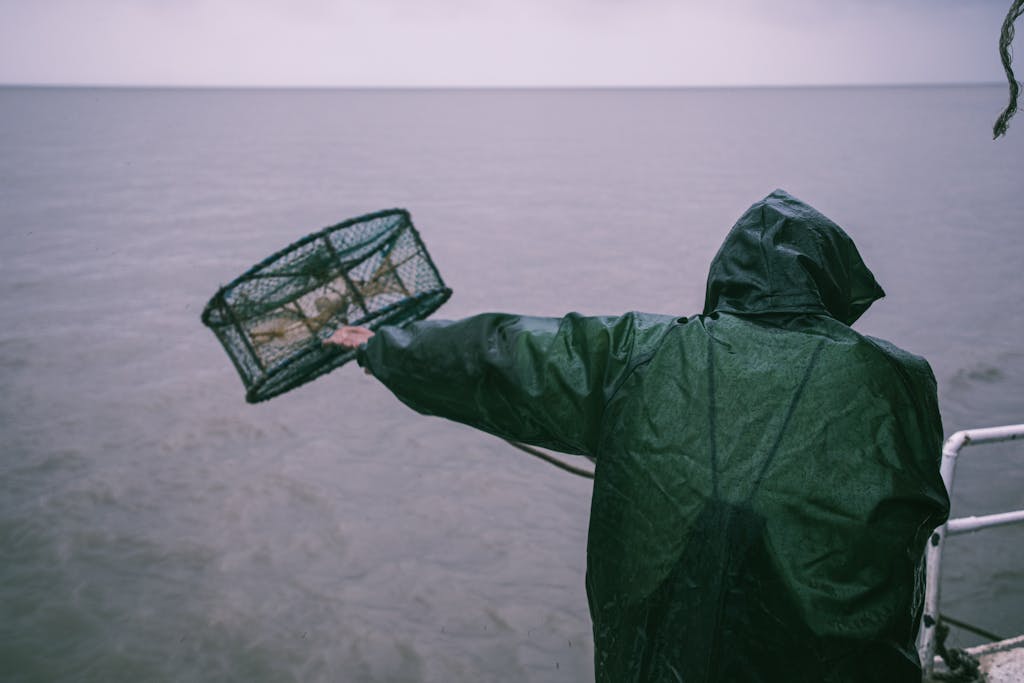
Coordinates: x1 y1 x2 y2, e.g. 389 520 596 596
357 312 672 455
866 335 945 460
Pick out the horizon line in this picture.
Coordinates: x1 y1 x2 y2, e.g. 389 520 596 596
0 80 1003 91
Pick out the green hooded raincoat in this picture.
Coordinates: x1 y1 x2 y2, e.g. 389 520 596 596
357 189 950 682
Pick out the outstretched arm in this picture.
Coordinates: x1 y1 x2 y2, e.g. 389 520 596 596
327 313 674 456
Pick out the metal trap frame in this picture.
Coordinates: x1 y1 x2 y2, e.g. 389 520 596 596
202 209 451 402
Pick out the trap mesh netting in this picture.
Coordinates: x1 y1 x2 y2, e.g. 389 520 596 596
202 209 451 403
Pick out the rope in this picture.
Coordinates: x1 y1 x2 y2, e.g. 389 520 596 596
993 0 1024 138
504 440 595 479
941 614 1005 644
930 620 986 683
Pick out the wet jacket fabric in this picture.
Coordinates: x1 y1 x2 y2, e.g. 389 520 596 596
358 189 950 682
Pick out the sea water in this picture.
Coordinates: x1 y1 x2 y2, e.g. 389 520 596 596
1 86 1022 681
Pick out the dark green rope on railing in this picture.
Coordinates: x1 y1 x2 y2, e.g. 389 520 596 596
940 614 1006 644
994 0 1024 138
928 621 985 683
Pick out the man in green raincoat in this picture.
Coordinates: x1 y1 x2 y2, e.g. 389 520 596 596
327 189 950 682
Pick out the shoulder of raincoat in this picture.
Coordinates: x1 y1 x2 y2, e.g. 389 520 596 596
357 189 950 683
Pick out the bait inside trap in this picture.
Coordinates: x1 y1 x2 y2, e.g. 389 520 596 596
201 209 451 402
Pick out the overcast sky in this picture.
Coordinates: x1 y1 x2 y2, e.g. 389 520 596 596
0 0 1013 87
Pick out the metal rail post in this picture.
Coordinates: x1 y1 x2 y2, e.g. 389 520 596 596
918 424 1024 674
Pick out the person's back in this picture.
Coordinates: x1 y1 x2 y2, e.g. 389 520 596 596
590 312 947 682
331 189 950 682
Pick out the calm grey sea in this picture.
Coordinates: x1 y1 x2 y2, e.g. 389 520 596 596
1 86 1022 682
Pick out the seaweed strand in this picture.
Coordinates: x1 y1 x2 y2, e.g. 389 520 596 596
993 0 1024 138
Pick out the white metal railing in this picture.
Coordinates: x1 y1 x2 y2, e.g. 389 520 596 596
917 423 1024 674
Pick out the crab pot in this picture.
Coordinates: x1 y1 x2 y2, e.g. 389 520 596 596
201 209 451 403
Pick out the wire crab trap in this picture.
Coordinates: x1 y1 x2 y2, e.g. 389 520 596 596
201 209 451 403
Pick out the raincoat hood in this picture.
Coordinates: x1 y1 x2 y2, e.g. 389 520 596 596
703 189 885 325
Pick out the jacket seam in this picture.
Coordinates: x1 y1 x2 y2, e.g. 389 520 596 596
594 320 680 455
